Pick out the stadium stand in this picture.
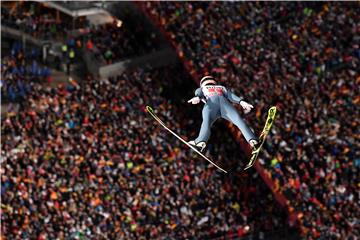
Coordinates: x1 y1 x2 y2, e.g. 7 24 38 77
1 3 68 41
139 1 360 239
1 42 51 104
1 65 296 239
2 1 358 239
2 1 162 64
87 20 161 64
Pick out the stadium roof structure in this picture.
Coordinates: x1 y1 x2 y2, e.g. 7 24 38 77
35 1 108 18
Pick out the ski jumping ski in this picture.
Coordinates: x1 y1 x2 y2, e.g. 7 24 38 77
146 106 228 173
244 106 277 170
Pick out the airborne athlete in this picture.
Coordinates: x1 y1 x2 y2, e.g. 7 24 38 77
147 76 276 172
187 76 259 152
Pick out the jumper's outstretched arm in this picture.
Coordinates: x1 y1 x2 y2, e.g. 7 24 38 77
188 87 205 104
225 90 243 104
187 97 201 104
225 89 253 114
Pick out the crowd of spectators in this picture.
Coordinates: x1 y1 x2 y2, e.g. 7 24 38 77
3 1 358 239
1 42 52 104
85 20 162 64
1 4 67 41
2 2 163 66
141 2 359 239
1 64 295 239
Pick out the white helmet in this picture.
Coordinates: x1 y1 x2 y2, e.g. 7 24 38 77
200 76 217 87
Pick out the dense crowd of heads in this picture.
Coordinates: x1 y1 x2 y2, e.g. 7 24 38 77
86 20 161 64
142 2 359 239
3 1 359 239
1 4 67 40
1 42 52 104
1 3 162 64
1 63 294 239
2 2 162 65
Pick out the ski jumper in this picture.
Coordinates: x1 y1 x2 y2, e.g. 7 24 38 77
194 85 257 144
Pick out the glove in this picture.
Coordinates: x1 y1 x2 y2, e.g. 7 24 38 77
187 97 201 104
240 100 253 114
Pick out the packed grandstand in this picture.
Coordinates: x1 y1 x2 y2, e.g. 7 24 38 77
1 1 359 240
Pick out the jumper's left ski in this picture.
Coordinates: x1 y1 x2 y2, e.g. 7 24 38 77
244 106 277 170
146 106 227 173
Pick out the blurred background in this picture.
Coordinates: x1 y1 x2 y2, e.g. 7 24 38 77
1 1 359 239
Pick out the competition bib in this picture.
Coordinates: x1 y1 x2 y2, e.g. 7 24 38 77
202 85 225 99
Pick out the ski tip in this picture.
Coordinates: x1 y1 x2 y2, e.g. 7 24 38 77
146 105 153 113
269 106 277 117
269 106 277 112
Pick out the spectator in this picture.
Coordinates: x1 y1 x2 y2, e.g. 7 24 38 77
61 43 68 58
86 39 94 51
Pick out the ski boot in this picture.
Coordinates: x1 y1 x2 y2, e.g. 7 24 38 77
249 139 259 151
188 140 207 153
